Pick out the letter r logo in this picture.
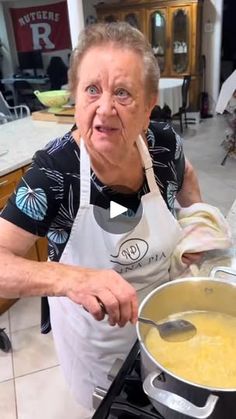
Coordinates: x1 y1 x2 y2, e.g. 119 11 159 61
30 23 55 50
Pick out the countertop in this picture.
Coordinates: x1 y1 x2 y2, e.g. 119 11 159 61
0 117 72 176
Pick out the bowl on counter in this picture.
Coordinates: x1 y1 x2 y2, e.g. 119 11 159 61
34 90 70 113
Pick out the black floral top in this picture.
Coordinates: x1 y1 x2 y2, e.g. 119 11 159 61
1 121 185 333
1 121 185 262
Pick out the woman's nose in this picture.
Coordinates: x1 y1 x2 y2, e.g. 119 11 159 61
96 93 116 116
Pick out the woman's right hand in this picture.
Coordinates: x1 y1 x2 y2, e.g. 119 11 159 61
66 268 138 328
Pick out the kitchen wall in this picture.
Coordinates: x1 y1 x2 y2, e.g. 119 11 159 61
0 0 71 78
202 0 223 113
0 2 13 76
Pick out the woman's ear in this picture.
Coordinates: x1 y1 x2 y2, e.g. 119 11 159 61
149 94 158 114
143 94 158 131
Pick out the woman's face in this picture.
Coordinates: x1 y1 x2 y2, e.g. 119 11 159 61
74 44 156 164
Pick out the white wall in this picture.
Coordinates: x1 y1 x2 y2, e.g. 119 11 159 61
202 0 223 113
0 2 14 76
67 0 84 48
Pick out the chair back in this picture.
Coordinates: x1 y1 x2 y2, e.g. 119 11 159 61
46 56 68 90
0 91 30 122
13 80 34 97
182 75 191 109
150 104 172 122
0 92 13 119
13 80 38 110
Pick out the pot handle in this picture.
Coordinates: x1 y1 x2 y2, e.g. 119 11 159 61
210 266 236 279
143 371 219 419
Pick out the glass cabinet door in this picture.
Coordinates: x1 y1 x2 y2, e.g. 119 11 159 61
149 10 167 73
171 7 190 74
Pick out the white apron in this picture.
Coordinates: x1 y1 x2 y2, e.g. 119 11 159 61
49 135 182 410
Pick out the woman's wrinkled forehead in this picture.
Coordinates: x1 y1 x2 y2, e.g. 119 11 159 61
78 42 144 71
76 43 145 87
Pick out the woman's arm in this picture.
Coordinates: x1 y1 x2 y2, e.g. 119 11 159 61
0 218 138 327
176 158 202 207
175 158 204 265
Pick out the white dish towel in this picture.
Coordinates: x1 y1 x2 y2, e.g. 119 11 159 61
170 203 232 279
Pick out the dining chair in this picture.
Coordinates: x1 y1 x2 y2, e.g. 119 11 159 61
13 80 40 111
150 104 172 122
172 75 191 133
0 91 30 123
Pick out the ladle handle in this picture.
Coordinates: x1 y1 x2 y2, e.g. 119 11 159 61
138 317 156 327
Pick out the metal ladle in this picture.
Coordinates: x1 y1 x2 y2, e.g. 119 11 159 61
138 316 197 342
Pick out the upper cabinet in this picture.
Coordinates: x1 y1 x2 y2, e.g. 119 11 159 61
171 7 190 75
99 8 145 33
96 0 203 110
147 4 192 77
147 8 167 74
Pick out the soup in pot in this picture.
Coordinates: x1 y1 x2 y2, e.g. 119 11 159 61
145 310 236 388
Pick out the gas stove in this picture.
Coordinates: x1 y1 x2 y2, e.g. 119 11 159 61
92 340 164 419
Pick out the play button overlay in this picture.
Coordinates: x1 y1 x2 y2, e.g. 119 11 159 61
110 201 127 219
93 187 143 234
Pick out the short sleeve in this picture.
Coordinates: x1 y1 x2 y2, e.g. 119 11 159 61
148 121 185 191
170 126 185 191
147 121 186 212
1 150 64 237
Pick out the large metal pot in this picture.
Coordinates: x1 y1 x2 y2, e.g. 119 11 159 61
136 267 236 419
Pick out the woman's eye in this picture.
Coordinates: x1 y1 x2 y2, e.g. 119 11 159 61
86 85 99 95
116 88 130 99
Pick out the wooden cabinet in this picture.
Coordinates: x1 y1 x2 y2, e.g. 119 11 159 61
0 169 23 209
0 166 48 315
96 0 203 110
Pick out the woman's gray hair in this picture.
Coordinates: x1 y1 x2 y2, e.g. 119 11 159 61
68 22 160 100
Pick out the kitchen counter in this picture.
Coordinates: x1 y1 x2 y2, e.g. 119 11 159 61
0 116 72 176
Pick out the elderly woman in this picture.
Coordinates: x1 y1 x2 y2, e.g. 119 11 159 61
0 23 202 417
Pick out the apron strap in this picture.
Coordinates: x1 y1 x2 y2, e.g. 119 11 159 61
80 138 91 207
136 135 160 194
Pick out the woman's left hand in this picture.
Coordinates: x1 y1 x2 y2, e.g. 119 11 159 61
182 252 204 266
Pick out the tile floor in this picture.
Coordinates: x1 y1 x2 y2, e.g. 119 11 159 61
182 114 236 215
1 115 236 419
0 297 84 419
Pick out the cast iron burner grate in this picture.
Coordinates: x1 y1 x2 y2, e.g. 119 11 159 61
92 341 164 419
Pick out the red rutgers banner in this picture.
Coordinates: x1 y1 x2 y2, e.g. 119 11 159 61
10 1 71 52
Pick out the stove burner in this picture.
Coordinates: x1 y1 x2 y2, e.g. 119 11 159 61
92 341 164 419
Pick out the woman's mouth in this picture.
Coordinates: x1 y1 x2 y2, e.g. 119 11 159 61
95 125 118 133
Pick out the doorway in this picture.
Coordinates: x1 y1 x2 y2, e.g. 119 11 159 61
220 0 236 86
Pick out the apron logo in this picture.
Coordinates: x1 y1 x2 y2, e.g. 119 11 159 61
110 238 149 265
